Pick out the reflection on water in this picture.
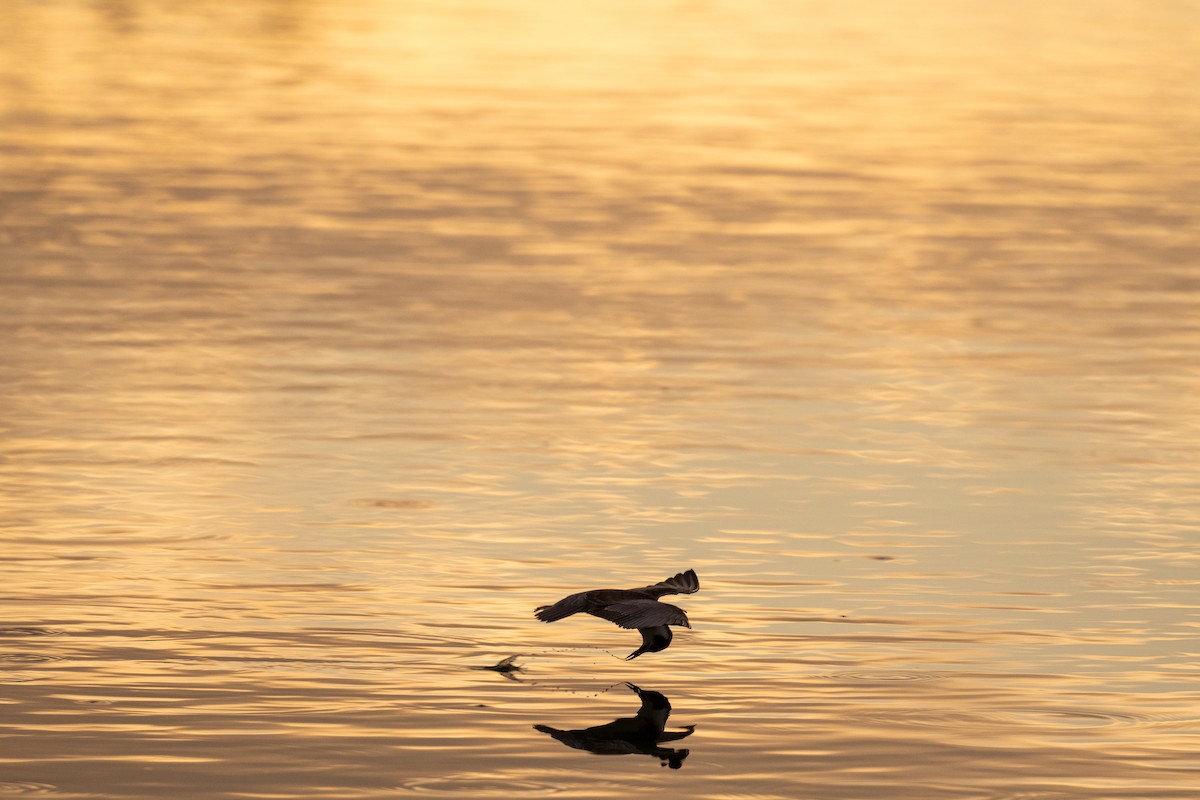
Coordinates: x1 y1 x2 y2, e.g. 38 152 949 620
471 654 524 680
535 683 694 770
2 0 1200 798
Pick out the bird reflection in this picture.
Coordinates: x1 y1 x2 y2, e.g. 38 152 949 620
534 683 695 769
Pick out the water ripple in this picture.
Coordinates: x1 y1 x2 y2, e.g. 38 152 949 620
397 775 563 796
862 707 1165 732
827 670 948 682
0 673 40 683
0 653 63 664
0 783 59 796
978 708 1158 730
0 627 65 637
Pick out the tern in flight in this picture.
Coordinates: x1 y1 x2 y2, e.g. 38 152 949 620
534 569 699 660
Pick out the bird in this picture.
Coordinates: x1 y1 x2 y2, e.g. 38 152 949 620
533 569 699 660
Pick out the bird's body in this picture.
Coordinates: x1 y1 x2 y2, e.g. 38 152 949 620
534 569 699 660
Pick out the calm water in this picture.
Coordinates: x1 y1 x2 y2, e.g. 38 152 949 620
3 1 1200 797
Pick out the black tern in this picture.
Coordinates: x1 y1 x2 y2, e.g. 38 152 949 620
534 569 699 660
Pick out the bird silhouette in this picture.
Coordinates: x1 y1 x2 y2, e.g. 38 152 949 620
534 682 695 769
534 569 699 660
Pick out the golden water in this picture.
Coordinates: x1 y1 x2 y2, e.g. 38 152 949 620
2 1 1199 797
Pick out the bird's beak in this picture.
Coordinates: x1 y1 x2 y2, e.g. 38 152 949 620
625 648 646 661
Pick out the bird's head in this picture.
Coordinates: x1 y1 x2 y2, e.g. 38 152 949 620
625 627 673 660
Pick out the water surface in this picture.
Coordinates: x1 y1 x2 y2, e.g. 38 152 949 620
2 1 1199 797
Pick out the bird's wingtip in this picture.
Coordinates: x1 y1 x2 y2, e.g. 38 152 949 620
678 568 700 592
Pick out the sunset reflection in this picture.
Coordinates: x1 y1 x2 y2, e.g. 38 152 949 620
2 0 1199 798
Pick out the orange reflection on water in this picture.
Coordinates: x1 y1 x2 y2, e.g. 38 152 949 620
3 0 1200 798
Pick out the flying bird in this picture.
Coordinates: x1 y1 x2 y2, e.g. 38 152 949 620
534 569 699 660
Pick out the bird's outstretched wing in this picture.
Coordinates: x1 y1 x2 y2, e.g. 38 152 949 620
590 599 690 630
535 591 591 623
632 569 699 599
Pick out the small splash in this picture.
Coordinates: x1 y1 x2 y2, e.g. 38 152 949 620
470 655 523 677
